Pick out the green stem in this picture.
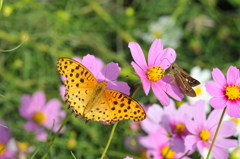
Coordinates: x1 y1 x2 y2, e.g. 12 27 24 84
131 84 142 98
41 112 72 159
206 107 226 159
100 121 119 159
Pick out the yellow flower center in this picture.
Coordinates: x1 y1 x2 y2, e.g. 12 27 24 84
225 84 240 100
130 138 137 146
0 142 6 156
67 139 77 149
147 65 165 82
153 31 162 38
231 118 239 125
17 142 29 152
33 112 45 125
174 123 185 134
195 86 202 96
161 145 175 158
199 130 211 141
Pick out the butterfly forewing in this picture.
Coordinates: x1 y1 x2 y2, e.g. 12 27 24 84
179 69 200 87
57 58 146 123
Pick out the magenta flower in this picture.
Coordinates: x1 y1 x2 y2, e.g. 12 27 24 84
19 91 66 141
185 100 238 159
205 66 240 118
60 54 130 100
129 39 183 106
0 120 17 159
139 126 190 159
140 100 193 153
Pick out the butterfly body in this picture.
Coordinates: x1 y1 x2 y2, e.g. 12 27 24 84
57 58 146 124
169 63 200 97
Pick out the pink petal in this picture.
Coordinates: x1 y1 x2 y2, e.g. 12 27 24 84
216 120 236 137
72 57 81 63
81 54 97 76
59 85 66 101
141 77 151 95
185 135 199 150
61 74 66 81
206 109 222 130
196 141 207 157
178 102 194 120
211 145 229 159
24 121 39 131
212 68 227 87
214 138 237 149
152 82 170 106
98 62 120 81
147 104 163 123
93 57 104 75
106 81 130 95
42 99 63 130
170 136 185 153
184 115 198 134
226 101 240 118
128 42 148 71
163 99 177 115
19 94 33 119
131 62 147 77
139 136 153 149
148 39 163 67
160 75 184 101
194 100 206 130
32 91 46 111
226 66 239 85
0 120 10 144
209 97 227 109
35 128 47 141
131 62 150 95
155 48 176 70
140 117 159 133
205 81 225 97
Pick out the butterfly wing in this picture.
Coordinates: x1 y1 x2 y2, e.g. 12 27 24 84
180 69 200 87
84 89 146 124
174 73 197 97
57 58 98 116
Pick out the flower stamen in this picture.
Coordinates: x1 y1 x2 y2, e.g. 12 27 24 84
33 112 45 125
174 123 185 134
0 142 6 155
199 130 211 141
153 31 162 38
195 86 202 95
224 84 240 100
161 145 175 158
147 65 165 82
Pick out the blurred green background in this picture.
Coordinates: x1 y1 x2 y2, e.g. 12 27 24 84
0 0 240 158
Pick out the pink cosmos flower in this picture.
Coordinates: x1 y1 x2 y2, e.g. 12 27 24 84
140 100 193 153
185 100 238 159
129 39 183 106
205 66 240 118
19 91 66 141
139 126 190 159
123 157 133 159
60 54 130 100
0 120 17 159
